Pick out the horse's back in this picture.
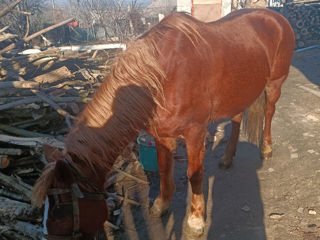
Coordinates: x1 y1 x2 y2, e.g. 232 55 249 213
151 9 295 135
212 8 295 78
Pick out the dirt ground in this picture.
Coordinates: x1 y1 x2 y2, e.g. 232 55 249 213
113 48 320 240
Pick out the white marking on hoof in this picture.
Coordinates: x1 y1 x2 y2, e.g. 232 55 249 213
187 214 205 233
150 198 169 217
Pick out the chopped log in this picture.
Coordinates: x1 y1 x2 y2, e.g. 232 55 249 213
5 117 56 131
0 189 29 202
78 68 95 82
32 66 73 83
1 107 44 120
11 118 46 128
10 119 37 127
0 225 32 240
0 172 32 200
1 66 73 89
7 156 40 168
53 80 91 89
7 220 42 240
0 96 90 111
0 123 53 138
0 89 30 98
0 148 23 156
0 155 10 168
23 89 74 129
1 53 59 68
14 168 35 175
0 134 64 149
29 91 76 121
31 56 56 67
15 174 33 191
0 81 40 89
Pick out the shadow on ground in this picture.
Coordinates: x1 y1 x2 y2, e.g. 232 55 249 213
291 48 320 87
116 122 267 240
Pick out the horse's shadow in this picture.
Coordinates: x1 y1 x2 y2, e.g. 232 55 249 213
291 49 320 87
118 121 266 240
206 123 266 240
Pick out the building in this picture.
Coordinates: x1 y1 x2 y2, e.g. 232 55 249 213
192 0 232 22
146 0 232 22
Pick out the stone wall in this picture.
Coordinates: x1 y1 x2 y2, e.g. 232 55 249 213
269 3 320 49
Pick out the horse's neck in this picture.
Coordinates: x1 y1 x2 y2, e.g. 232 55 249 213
66 121 139 188
66 83 155 187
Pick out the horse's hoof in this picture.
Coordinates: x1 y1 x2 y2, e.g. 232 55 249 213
218 161 232 170
185 216 205 237
149 204 168 218
261 151 272 160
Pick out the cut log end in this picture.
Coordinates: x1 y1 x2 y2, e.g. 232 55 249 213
0 155 10 169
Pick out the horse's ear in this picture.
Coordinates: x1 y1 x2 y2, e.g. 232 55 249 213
43 145 64 163
53 160 74 185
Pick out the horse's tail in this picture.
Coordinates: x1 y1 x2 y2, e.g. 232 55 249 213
242 90 266 146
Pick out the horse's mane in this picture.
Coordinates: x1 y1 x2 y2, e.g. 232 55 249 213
32 12 210 206
63 37 166 173
32 162 56 207
155 12 209 49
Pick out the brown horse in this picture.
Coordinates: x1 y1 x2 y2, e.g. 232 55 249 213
32 8 295 239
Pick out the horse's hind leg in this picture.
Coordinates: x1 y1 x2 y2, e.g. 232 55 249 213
219 113 243 169
150 137 176 217
262 75 287 160
183 126 207 237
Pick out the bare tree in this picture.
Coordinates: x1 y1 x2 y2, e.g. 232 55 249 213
0 0 49 38
67 0 145 42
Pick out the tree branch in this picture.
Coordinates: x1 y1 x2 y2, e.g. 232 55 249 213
0 0 24 19
0 18 74 55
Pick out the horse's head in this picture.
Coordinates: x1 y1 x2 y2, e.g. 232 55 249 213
33 145 108 240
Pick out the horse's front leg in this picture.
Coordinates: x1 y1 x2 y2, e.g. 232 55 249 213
184 126 207 237
150 137 176 217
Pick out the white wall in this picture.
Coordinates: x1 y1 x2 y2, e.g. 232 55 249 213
221 0 232 17
177 0 192 13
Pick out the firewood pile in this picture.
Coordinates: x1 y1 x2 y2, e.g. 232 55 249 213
0 46 122 239
269 2 320 49
0 49 148 240
0 18 146 240
0 1 151 239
